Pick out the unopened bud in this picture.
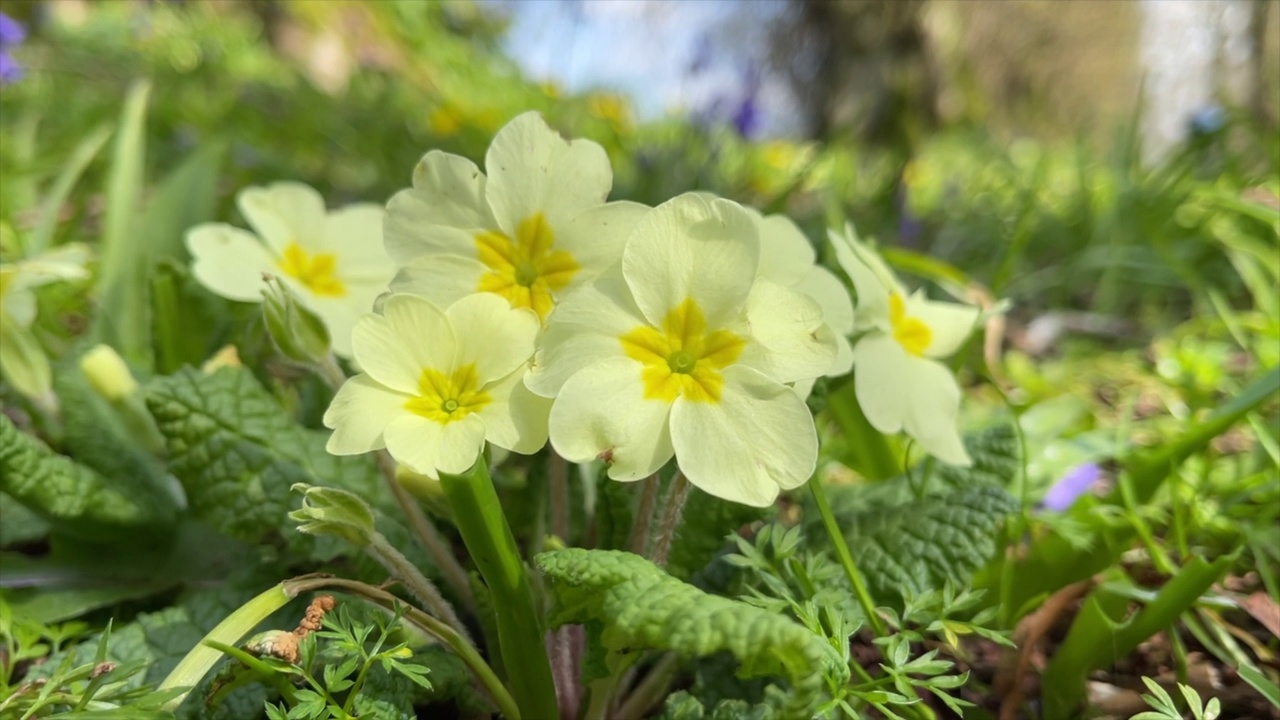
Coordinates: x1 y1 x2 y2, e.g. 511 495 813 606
79 344 139 402
262 275 330 365
289 483 376 547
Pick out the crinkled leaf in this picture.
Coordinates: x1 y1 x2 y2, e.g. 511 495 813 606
837 484 1017 604
536 548 844 716
0 491 49 547
145 366 377 545
0 415 177 542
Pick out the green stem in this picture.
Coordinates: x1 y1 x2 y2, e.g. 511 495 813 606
365 533 472 645
808 478 887 636
614 653 679 720
650 472 691 566
440 457 559 720
628 474 661 555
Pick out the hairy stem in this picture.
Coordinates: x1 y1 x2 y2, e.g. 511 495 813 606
366 533 472 645
627 474 661 556
549 451 570 542
650 472 691 567
614 653 679 720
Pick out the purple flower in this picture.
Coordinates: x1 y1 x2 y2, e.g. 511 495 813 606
1041 463 1102 512
0 11 25 85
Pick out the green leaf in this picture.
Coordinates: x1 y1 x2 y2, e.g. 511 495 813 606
93 80 151 368
26 123 114 256
1040 554 1236 720
0 491 49 547
0 415 176 542
536 548 845 716
145 366 377 544
1238 665 1280 709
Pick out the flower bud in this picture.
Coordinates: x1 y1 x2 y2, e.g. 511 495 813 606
288 483 376 547
262 275 330 365
79 344 139 402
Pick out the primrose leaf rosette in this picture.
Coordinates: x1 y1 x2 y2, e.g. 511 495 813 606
384 111 648 322
526 193 837 507
185 182 394 357
830 224 980 465
323 292 549 478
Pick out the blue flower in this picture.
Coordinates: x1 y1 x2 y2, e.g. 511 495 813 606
0 11 26 84
1041 463 1102 512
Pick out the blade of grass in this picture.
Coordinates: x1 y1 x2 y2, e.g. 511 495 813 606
27 124 114 256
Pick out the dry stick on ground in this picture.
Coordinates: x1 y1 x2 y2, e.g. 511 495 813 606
996 577 1097 720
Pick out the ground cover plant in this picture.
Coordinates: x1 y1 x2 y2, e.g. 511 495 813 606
1 3 1277 719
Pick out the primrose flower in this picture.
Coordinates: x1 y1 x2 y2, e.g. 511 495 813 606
324 292 549 477
185 182 394 358
830 224 979 466
385 111 647 322
747 208 854 395
527 194 837 507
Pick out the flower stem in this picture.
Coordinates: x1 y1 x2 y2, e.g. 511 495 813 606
628 474 661 555
614 653 679 720
808 477 886 636
284 575 520 720
650 472 691 567
549 451 569 542
440 457 559 720
311 352 475 613
365 533 472 645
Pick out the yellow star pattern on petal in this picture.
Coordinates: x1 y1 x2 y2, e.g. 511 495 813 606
279 242 347 297
888 292 932 357
474 213 580 320
403 363 492 424
619 298 746 404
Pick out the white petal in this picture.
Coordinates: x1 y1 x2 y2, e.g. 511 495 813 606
553 200 649 278
740 279 837 384
669 365 817 507
306 294 371 359
485 112 613 234
906 290 981 359
446 293 539 383
755 212 816 287
237 182 327 254
525 268 644 397
851 333 971 466
384 151 497 264
622 194 758 329
322 204 393 279
389 254 489 310
352 294 454 394
801 265 855 335
323 374 410 455
829 225 892 331
185 224 278 302
548 358 674 481
384 413 486 477
482 368 551 455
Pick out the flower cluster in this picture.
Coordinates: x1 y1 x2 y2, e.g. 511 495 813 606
186 111 982 505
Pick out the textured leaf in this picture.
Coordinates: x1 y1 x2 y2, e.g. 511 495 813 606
0 491 48 547
536 548 845 715
0 415 177 542
145 366 377 544
838 485 1017 604
816 425 1020 605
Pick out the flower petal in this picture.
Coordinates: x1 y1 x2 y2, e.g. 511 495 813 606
669 365 817 507
306 293 370 358
384 412 486 477
482 368 551 455
237 182 327 254
389 254 489 311
622 194 758 329
525 267 645 397
553 200 649 277
755 211 816 287
384 150 497 264
906 290 980 359
323 374 410 455
851 333 971 465
446 292 539 383
185 223 279 302
321 204 392 278
484 111 612 234
739 279 837 384
802 265 855 335
548 358 673 481
829 224 893 331
352 294 454 394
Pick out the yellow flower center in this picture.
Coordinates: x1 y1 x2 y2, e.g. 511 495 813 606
889 292 931 357
403 364 491 424
279 243 346 297
475 213 579 321
619 298 746 404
